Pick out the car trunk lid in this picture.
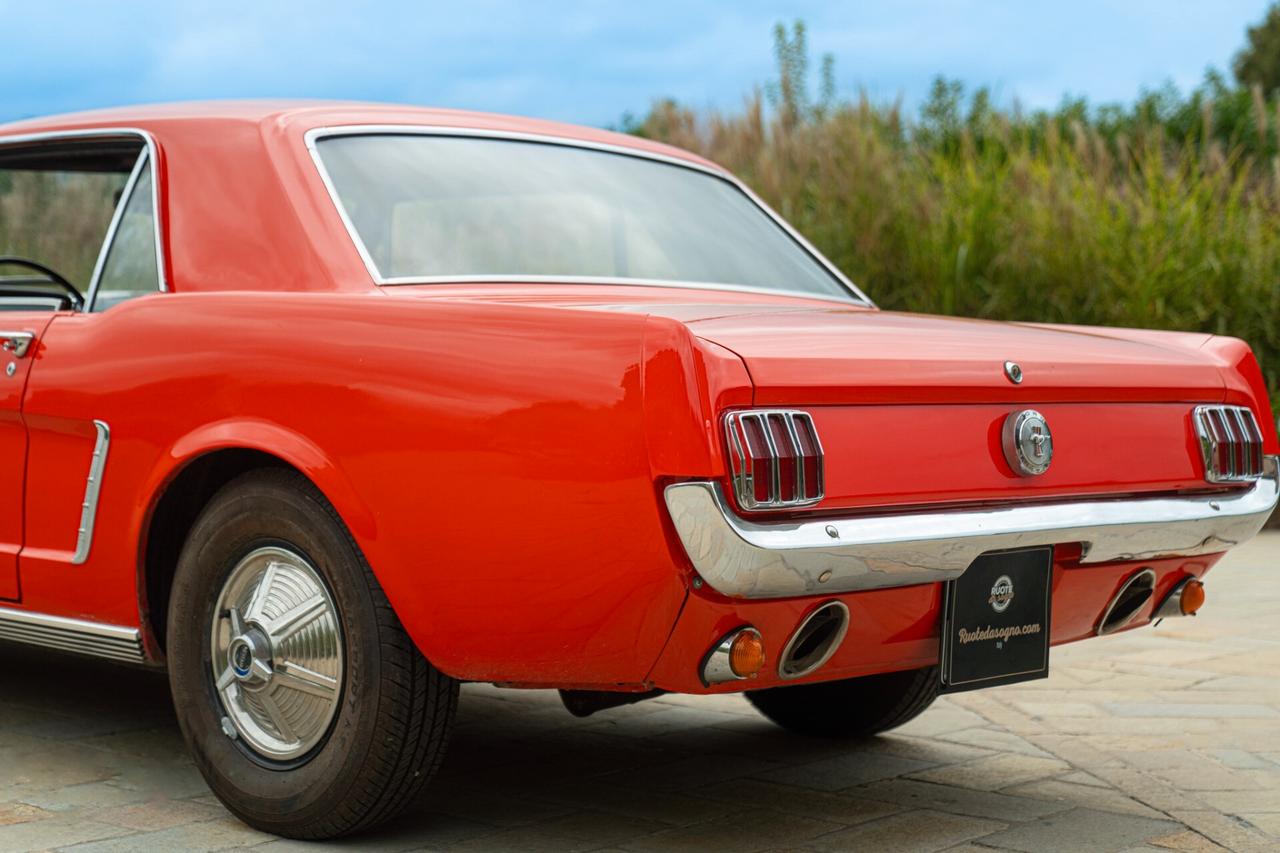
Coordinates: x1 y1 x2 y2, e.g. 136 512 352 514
671 304 1227 511
684 307 1225 406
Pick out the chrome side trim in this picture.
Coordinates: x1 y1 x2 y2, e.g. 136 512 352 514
0 606 144 663
70 420 110 565
303 124 873 307
664 456 1280 599
0 127 169 296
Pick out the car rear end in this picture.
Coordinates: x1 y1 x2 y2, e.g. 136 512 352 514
298 116 1278 700
645 309 1278 696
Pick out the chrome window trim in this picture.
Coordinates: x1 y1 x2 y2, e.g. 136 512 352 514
85 149 149 312
0 127 169 301
368 274 862 307
664 455 1279 599
0 605 144 663
303 124 874 307
70 420 110 565
0 297 65 312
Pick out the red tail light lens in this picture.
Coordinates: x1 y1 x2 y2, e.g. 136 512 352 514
738 415 773 504
725 410 824 510
1193 405 1266 483
767 414 798 503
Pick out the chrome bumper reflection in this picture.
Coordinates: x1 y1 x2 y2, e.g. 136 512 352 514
664 456 1279 600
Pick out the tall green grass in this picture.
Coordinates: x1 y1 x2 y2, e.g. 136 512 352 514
627 24 1280 412
0 170 124 287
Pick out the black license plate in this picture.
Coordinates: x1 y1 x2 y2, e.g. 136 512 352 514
941 547 1052 693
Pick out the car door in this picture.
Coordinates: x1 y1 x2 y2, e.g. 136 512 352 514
15 146 164 601
0 316 54 599
0 133 159 602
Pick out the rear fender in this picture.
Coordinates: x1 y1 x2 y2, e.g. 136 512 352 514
154 418 376 539
1200 336 1279 452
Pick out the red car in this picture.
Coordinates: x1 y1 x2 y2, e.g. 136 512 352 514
0 102 1274 839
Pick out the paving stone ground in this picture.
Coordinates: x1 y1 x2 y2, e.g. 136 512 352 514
1 533 1278 852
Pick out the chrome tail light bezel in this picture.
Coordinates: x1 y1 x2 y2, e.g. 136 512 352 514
1194 405 1266 483
724 409 824 511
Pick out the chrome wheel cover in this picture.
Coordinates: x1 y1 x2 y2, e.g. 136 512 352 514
210 546 343 761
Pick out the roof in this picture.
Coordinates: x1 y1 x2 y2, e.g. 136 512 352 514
0 100 719 172
0 100 728 297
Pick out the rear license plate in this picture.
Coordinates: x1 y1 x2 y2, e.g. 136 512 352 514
941 546 1052 693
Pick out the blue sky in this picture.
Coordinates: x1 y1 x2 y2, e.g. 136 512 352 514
1 1 1272 127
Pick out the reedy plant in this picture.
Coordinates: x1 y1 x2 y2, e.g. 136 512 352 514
626 22 1280 411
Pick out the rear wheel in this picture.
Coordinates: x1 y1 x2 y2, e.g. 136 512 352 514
747 666 940 738
167 469 458 839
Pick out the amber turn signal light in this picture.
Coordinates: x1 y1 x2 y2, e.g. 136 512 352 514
701 626 766 686
729 630 766 678
1179 579 1206 615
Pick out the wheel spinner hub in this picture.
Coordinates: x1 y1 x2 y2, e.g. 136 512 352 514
227 630 272 684
210 546 344 762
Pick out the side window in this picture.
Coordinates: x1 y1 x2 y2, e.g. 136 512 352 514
0 146 129 310
90 154 160 312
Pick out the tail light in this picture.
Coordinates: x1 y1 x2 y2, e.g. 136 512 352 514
1193 405 1265 483
724 410 824 510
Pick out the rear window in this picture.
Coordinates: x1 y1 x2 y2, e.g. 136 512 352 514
314 134 854 300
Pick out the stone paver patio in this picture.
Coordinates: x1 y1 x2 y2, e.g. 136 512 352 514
1 534 1278 852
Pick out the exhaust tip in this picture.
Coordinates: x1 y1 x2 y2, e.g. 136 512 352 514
1097 568 1157 636
778 601 850 680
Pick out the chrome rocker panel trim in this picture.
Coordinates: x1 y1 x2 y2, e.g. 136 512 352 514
0 606 145 663
664 456 1279 600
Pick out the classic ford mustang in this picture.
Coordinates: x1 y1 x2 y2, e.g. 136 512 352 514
0 102 1274 839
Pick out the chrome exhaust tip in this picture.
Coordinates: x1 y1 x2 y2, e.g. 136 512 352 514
1096 568 1156 636
778 600 850 680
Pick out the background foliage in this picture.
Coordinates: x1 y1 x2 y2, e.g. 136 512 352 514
625 20 1280 413
0 170 124 287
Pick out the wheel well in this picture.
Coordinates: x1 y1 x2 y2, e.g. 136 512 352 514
141 448 296 657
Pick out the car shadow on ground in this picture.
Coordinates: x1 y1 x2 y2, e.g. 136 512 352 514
1 632 1269 851
0 644 978 845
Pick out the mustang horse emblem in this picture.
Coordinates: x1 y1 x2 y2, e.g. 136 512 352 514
1002 409 1054 476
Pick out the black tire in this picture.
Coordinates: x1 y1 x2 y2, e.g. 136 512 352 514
167 468 458 839
746 666 940 738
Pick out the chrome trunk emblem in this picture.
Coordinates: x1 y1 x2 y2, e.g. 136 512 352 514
1003 361 1023 384
1003 409 1053 476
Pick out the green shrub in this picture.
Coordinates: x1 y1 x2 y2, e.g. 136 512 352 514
626 22 1280 413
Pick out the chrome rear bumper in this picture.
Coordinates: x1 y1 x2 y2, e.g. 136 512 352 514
664 456 1278 600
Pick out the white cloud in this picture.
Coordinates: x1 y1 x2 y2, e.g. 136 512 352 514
0 0 1272 125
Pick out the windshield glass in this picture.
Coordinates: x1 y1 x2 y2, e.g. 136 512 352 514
315 134 855 300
